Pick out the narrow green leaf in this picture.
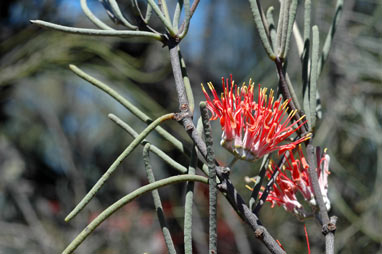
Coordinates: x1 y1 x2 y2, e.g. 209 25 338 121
80 0 113 30
281 0 298 58
310 25 320 128
145 2 153 23
64 113 175 222
303 0 311 42
184 147 197 254
30 20 162 40
147 0 176 37
108 113 187 173
179 49 194 113
179 0 191 39
143 144 176 254
302 0 311 129
62 175 208 254
108 0 138 29
172 0 184 32
266 6 277 51
248 0 276 60
275 0 285 51
279 0 291 56
69 65 184 153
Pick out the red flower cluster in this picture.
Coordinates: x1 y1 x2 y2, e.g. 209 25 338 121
202 76 310 161
256 146 331 216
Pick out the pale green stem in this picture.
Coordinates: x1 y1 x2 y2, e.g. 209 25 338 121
69 64 184 153
292 22 304 57
302 0 311 129
184 147 197 254
276 0 285 51
65 113 175 222
279 0 291 56
172 0 183 33
145 3 153 23
147 0 176 37
143 144 176 254
62 175 208 254
80 0 113 30
108 0 138 29
178 0 191 39
281 0 297 58
30 20 162 40
310 26 319 129
159 0 172 25
303 0 311 42
266 6 277 51
179 49 194 114
108 113 187 173
248 0 276 60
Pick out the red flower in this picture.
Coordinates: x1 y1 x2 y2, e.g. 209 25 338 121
254 146 331 216
202 76 310 160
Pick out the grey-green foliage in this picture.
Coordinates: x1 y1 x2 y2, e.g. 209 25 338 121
1 0 381 253
248 0 343 130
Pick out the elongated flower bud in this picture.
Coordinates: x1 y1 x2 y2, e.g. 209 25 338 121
259 146 331 217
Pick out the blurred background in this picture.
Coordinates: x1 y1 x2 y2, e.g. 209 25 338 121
0 0 381 253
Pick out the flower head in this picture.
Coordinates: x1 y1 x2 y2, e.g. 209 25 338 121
202 76 310 160
254 146 331 217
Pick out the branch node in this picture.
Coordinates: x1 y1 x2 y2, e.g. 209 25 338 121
322 223 336 235
322 216 338 235
181 103 189 112
217 182 227 192
255 228 265 239
174 112 188 122
221 166 231 176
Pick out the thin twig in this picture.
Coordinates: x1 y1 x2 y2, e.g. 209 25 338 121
168 43 207 157
143 144 176 254
178 0 200 37
305 143 336 254
179 49 194 114
216 167 286 254
325 216 338 254
200 102 218 254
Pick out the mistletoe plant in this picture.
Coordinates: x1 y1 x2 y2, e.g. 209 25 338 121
31 0 343 253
